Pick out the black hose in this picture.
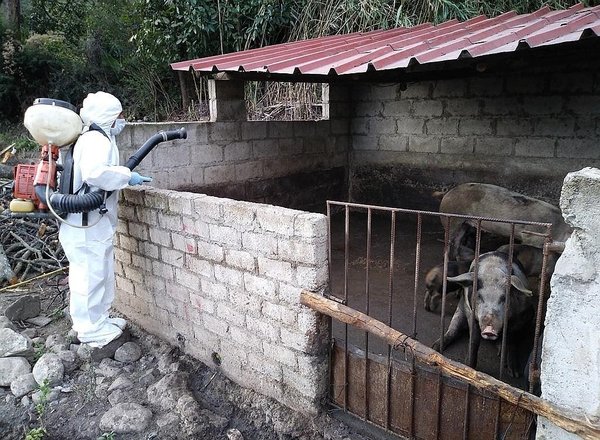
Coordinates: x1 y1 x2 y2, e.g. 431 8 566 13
36 127 187 214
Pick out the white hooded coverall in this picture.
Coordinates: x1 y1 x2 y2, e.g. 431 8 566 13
58 91 132 347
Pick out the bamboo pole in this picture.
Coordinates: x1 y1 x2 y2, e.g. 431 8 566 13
301 289 600 440
0 266 68 293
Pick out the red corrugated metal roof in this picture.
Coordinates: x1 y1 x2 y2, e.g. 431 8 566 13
171 4 600 77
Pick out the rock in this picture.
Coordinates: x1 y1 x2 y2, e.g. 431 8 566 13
10 373 37 398
0 328 33 357
90 328 131 362
107 388 136 406
99 403 153 433
20 328 37 339
107 376 134 393
67 329 79 344
0 317 16 330
147 372 189 411
32 353 64 386
45 334 68 350
156 412 179 429
114 342 142 363
176 394 203 435
57 350 78 373
4 295 41 321
76 344 93 360
31 387 60 404
26 316 52 327
138 370 157 387
0 357 31 386
96 358 122 377
69 344 80 353
5 394 15 405
202 408 229 431
227 428 245 440
21 395 31 407
94 383 109 400
31 337 45 346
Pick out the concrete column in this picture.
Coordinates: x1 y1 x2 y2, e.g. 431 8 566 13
208 78 246 122
326 83 352 120
536 167 600 439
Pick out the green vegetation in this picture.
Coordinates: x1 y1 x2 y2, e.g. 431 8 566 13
97 432 116 440
24 427 46 440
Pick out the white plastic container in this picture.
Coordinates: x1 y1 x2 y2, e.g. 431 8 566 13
24 98 82 147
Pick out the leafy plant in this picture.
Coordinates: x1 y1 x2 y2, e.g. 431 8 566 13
97 432 116 440
32 341 46 363
24 427 46 440
35 379 51 418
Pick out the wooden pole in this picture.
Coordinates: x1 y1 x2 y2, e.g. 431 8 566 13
301 289 600 440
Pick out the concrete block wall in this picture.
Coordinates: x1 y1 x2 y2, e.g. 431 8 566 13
114 186 330 413
350 57 600 209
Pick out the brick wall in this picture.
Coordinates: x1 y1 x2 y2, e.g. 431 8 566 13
115 187 329 413
350 56 600 209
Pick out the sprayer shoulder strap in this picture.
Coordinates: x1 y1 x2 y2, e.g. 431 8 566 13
58 123 109 197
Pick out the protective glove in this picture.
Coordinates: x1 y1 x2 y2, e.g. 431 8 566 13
129 172 152 186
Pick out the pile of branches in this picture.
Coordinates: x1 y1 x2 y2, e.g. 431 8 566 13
0 179 67 288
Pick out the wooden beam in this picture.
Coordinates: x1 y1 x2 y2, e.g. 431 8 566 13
301 289 600 440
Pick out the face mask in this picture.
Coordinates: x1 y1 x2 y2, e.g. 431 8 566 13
110 118 126 136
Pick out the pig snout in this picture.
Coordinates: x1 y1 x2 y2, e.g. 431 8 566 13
480 314 501 340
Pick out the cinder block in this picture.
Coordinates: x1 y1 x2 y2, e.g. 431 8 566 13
425 118 459 135
155 145 191 168
229 326 263 350
123 266 144 284
242 232 278 257
228 289 262 315
119 205 136 222
263 341 297 368
263 301 297 325
214 265 244 287
280 327 311 351
482 98 521 116
119 235 139 253
293 213 327 239
557 138 600 159
413 100 444 117
397 118 425 135
171 233 197 254
278 237 327 265
282 369 322 399
128 223 148 241
432 79 466 98
295 265 328 291
401 82 431 99
515 138 556 158
144 190 170 211
225 249 256 271
256 206 295 235
384 100 411 116
258 257 294 284
522 96 564 115
408 136 440 153
244 273 277 300
203 314 230 338
116 275 134 295
474 137 514 156
242 122 267 139
224 142 251 161
352 135 378 150
217 303 246 327
458 118 493 136
139 241 159 259
149 227 172 247
193 196 222 222
136 208 158 226
161 248 185 267
440 138 474 154
354 101 382 117
174 268 201 291
469 76 504 97
209 122 241 141
152 260 174 280
252 139 280 158
566 96 600 115
200 279 228 300
506 75 545 95
189 293 215 314
267 122 294 138
247 352 283 381
209 224 242 248
497 119 534 136
115 248 131 265
351 118 369 135
204 164 236 185
235 160 263 181
444 98 481 116
190 144 223 165
186 255 214 278
369 118 397 135
195 240 224 263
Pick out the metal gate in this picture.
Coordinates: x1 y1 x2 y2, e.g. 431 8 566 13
299 200 597 439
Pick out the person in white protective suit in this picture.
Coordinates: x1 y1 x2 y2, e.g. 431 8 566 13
58 91 151 348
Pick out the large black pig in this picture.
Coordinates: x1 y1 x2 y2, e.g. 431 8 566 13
432 251 536 376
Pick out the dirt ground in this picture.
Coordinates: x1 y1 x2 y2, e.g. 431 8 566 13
0 282 375 440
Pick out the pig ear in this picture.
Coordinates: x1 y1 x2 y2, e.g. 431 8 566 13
510 275 533 296
447 272 473 286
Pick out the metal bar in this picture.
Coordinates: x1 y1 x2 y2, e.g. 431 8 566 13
326 202 335 414
439 216 451 352
530 225 553 393
326 200 553 228
412 213 422 338
468 220 483 366
499 224 516 381
409 357 416 438
364 208 372 421
385 210 397 430
344 205 350 411
463 384 470 440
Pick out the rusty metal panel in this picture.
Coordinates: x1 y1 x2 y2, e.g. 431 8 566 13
172 4 600 78
331 343 535 440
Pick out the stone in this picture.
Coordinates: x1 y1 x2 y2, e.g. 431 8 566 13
176 394 203 435
0 317 16 330
57 350 78 373
147 372 190 411
67 329 79 344
32 353 64 386
31 337 45 346
107 376 134 393
0 328 33 357
20 328 37 339
107 388 136 406
26 316 52 327
76 344 93 360
96 358 122 378
90 328 131 362
99 403 153 433
21 395 31 407
156 412 179 429
138 370 157 387
45 334 68 350
31 387 60 404
10 373 37 398
0 357 32 386
227 428 245 440
4 295 41 321
114 342 142 363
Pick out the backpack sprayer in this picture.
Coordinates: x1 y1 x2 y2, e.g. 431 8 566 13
9 98 187 220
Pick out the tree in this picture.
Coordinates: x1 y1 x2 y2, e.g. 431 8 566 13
1 0 21 35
